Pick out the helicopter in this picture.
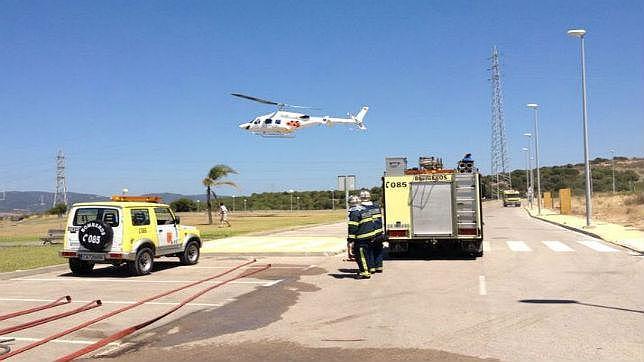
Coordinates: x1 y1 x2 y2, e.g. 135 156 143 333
232 93 368 137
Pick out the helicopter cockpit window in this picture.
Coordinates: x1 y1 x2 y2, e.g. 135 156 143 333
265 119 272 124
254 119 260 124
275 120 281 124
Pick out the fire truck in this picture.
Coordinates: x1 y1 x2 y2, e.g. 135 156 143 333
382 155 484 257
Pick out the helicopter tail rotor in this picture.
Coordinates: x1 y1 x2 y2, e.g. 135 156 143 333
350 106 369 130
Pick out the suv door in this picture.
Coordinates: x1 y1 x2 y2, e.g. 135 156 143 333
154 207 179 250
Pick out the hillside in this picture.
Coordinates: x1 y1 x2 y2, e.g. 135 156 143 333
482 157 643 198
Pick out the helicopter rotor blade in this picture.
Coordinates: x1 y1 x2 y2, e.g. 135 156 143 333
231 93 281 106
231 93 319 110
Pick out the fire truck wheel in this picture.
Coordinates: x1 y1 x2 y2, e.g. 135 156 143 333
69 258 94 275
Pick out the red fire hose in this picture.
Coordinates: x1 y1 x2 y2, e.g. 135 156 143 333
0 296 72 322
56 264 271 361
0 300 101 336
0 259 256 360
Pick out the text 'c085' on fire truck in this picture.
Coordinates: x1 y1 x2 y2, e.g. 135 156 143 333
381 155 484 257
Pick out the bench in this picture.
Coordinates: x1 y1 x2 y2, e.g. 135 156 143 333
40 229 65 245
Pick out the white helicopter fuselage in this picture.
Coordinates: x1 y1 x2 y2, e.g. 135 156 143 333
238 107 368 137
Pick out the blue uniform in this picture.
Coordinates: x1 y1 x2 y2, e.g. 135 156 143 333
348 203 384 277
362 202 384 272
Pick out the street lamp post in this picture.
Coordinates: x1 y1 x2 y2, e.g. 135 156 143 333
609 149 616 193
568 28 592 226
522 147 530 200
243 199 247 212
330 189 335 210
526 104 542 215
523 133 534 207
232 195 236 212
296 196 300 210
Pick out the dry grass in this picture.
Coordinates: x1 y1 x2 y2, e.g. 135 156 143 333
0 214 67 243
566 192 644 230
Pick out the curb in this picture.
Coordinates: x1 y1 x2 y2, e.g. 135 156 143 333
0 263 67 280
523 208 643 254
201 250 346 257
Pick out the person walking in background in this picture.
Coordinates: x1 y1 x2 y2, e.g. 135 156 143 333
219 202 231 227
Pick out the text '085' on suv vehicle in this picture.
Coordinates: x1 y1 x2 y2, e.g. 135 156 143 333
59 196 202 276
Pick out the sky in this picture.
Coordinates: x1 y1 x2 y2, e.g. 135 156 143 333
1 0 642 196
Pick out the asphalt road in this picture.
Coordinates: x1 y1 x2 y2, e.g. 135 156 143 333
1 202 642 361
110 202 643 361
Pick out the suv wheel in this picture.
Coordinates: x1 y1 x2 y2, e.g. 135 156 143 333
179 240 200 265
69 259 94 275
127 247 154 276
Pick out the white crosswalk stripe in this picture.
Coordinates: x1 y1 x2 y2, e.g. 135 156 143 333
542 240 575 252
506 240 532 252
575 239 619 252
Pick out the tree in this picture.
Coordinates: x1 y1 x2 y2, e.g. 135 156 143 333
203 165 238 224
170 198 197 212
48 203 67 218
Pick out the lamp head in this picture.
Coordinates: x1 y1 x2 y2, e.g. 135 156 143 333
523 133 532 137
522 147 529 151
567 29 586 38
526 103 539 109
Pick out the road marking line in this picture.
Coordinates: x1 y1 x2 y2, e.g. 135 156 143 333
506 241 532 252
190 266 307 269
9 278 267 284
542 240 575 252
4 335 120 346
575 240 619 252
478 276 487 295
304 264 317 271
0 298 222 307
483 241 492 252
263 279 284 287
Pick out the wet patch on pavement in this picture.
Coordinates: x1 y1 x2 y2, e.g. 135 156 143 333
112 264 325 351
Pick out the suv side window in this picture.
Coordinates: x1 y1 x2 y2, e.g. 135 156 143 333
154 207 175 225
131 209 150 226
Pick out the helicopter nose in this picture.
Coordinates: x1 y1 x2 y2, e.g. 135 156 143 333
239 123 250 130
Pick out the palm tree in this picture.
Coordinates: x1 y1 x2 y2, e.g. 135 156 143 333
203 165 238 224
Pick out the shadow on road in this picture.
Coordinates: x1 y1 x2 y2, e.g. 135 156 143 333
58 261 184 278
519 299 644 315
385 250 477 261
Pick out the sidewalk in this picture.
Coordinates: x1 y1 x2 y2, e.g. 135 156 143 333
524 205 644 253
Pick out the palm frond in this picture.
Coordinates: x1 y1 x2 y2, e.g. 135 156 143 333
207 164 238 181
212 180 239 189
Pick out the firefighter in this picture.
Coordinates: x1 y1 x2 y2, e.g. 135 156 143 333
347 195 373 279
359 189 384 274
346 195 361 262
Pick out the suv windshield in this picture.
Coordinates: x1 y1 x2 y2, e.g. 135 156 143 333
73 208 120 227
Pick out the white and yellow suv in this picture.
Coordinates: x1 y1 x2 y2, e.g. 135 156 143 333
60 196 201 276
